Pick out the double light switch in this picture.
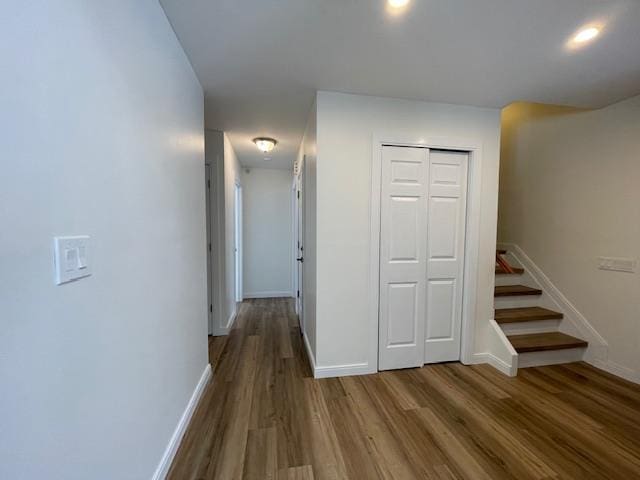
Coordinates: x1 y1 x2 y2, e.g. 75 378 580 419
54 236 91 285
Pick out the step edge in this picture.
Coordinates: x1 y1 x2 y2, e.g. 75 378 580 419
513 341 588 353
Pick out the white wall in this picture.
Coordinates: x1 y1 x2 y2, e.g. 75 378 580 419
297 101 318 360
222 133 242 327
241 168 293 298
315 91 501 372
499 97 640 382
0 2 207 479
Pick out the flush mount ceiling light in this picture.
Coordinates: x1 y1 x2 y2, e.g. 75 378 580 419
253 137 277 153
388 0 410 7
573 26 600 44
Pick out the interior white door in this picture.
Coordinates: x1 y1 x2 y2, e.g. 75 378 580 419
379 146 428 370
424 150 468 363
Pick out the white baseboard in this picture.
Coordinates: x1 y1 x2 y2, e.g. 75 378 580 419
470 352 516 377
211 309 237 337
304 333 375 379
243 291 293 299
592 358 639 384
152 364 212 480
303 331 316 373
313 362 375 379
485 319 518 376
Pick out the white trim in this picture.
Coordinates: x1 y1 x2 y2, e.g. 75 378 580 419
243 291 293 299
234 183 243 303
211 309 236 337
518 348 585 369
225 309 237 330
469 353 515 377
498 243 608 363
369 134 483 372
152 364 212 480
592 359 639 384
313 362 373 379
488 319 519 376
303 332 316 373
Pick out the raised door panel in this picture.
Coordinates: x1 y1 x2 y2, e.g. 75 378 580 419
387 282 418 347
389 197 419 262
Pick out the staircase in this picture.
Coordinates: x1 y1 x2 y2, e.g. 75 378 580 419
495 249 588 369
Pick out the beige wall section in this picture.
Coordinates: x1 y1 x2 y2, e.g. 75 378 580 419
315 91 502 372
499 97 640 381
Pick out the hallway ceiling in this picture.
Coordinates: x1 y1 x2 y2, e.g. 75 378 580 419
160 0 640 170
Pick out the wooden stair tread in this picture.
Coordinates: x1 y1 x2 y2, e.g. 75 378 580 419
495 307 563 324
494 285 542 297
508 332 588 353
495 266 524 275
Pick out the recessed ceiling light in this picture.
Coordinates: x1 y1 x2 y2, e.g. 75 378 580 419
388 0 410 8
573 26 600 44
253 137 277 153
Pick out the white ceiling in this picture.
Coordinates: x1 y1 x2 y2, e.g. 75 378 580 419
160 0 640 170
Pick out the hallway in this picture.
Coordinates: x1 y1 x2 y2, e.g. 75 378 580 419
168 298 640 480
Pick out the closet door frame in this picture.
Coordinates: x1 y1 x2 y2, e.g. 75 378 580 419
369 135 484 373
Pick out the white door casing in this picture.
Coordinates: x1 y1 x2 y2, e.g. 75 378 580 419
234 183 243 303
424 150 468 363
378 146 428 370
296 161 304 328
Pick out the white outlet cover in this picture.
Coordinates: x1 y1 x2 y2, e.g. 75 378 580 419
54 236 92 284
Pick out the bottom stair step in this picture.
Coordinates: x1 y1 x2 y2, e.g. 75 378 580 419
508 332 588 353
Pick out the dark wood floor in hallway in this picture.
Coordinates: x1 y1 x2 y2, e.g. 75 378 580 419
168 298 640 480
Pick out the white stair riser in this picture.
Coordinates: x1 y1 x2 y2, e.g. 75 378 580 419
518 347 586 368
495 274 525 286
500 319 561 336
494 296 542 309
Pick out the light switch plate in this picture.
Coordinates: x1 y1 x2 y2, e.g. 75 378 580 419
54 236 91 284
597 256 636 273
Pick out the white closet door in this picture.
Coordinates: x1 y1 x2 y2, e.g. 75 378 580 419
379 146 428 370
424 150 468 363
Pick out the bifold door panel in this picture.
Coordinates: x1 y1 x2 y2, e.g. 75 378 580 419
379 146 468 371
425 151 468 363
379 146 428 370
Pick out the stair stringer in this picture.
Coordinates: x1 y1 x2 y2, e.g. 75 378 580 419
497 243 608 365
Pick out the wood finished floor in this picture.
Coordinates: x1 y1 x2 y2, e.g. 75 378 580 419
169 298 640 480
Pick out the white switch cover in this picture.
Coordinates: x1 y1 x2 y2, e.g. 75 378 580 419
54 236 91 284
597 256 637 273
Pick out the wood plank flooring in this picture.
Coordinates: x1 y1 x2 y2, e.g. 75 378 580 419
169 298 640 480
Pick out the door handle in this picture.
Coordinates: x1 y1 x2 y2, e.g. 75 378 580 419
296 257 304 263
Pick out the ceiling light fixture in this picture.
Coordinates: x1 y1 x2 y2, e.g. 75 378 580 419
253 137 277 153
573 26 600 44
388 0 410 7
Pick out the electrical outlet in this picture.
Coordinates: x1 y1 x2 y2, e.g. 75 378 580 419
597 257 636 273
